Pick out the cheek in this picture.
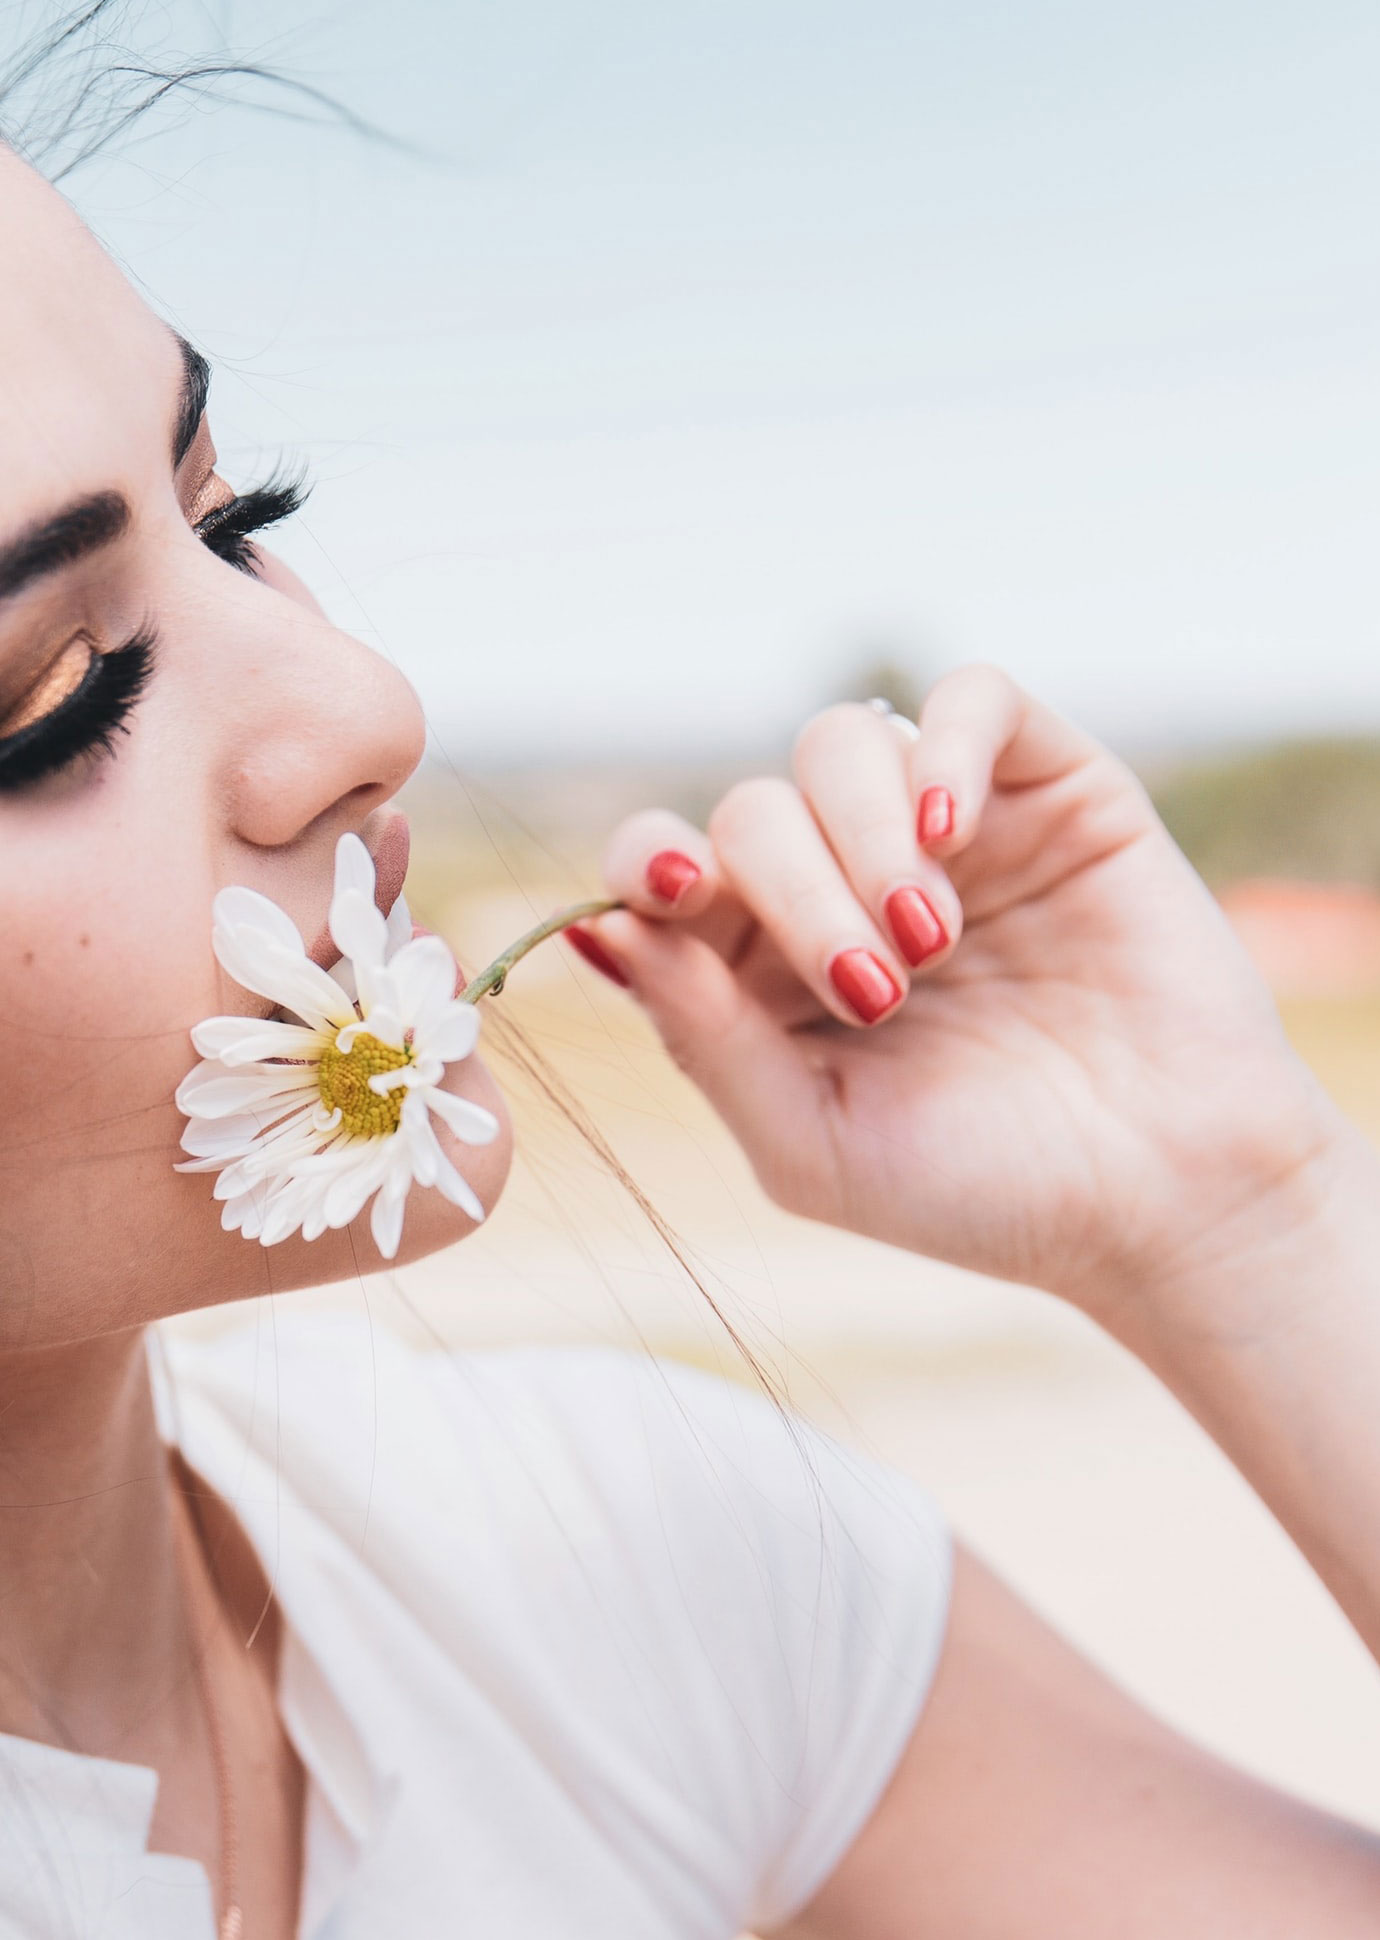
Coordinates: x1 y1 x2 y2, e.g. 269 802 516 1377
161 1051 514 1310
1 821 220 1345
7 839 211 1119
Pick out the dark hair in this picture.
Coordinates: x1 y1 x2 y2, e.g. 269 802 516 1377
0 0 393 179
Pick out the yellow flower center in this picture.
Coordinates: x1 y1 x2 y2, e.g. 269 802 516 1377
317 1032 413 1137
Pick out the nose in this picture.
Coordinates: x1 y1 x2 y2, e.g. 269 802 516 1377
214 555 428 850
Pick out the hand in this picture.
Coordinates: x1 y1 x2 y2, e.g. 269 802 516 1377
577 667 1343 1315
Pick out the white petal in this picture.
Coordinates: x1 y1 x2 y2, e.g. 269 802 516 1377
323 1143 395 1228
334 831 376 901
398 1094 485 1220
330 886 388 970
258 1180 315 1246
221 1185 269 1239
211 885 304 954
369 1170 410 1260
190 1016 324 1066
425 1086 501 1147
175 1062 316 1121
178 1114 266 1159
387 935 457 1032
331 955 359 1003
368 1064 417 1096
366 1002 405 1051
177 1151 254 1175
432 1149 485 1223
384 892 412 961
416 1000 480 1067
211 1107 325 1197
336 999 404 1054
401 1101 483 1218
301 1199 332 1243
401 1092 440 1186
286 1138 379 1181
213 930 355 1033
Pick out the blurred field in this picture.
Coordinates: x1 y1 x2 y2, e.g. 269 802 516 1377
260 754 1380 1840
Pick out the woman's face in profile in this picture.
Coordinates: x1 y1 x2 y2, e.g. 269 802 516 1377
0 150 512 1348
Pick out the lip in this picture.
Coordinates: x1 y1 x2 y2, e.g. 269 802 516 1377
308 807 411 972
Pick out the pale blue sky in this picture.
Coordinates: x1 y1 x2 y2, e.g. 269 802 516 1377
38 0 1380 762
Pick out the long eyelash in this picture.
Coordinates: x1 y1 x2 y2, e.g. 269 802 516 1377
195 470 309 574
0 630 157 794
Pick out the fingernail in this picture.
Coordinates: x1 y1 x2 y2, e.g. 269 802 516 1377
646 849 701 905
918 786 954 846
828 948 903 1024
885 886 948 967
565 925 631 989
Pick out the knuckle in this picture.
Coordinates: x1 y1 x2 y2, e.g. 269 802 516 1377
841 801 901 849
775 872 838 928
708 775 796 852
791 701 874 772
914 722 970 772
925 660 1015 720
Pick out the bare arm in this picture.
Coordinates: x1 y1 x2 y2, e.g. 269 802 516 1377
782 1545 1380 1939
776 1111 1380 1937
587 667 1380 1931
1111 1118 1380 1665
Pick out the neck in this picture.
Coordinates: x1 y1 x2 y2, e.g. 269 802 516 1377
0 1326 196 1760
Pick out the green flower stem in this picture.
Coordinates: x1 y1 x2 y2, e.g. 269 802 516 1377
460 898 625 1004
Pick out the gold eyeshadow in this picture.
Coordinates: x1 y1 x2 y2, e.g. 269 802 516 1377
0 635 96 738
178 416 232 527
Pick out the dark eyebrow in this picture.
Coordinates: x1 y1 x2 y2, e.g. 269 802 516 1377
171 333 211 468
0 342 200 606
0 493 131 605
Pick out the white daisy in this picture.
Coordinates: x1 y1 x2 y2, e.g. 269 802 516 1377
176 833 498 1260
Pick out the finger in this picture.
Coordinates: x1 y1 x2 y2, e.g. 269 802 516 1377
707 775 910 1027
600 807 720 919
792 703 962 972
907 663 1104 857
575 910 830 1193
864 695 921 741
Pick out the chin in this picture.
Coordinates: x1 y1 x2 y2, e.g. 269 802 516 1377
383 1078 515 1273
168 1055 514 1314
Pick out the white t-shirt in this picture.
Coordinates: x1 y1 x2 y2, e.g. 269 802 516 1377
0 1314 951 1939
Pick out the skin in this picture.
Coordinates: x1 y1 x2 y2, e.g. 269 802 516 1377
2 143 1379 1935
0 150 511 1937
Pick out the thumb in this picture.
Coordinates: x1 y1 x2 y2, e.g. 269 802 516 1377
577 908 825 1188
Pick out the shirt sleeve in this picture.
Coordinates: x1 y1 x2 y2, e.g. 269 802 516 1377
438 1346 953 1935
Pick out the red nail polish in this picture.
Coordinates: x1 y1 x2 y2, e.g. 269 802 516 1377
828 948 903 1024
646 849 701 905
565 925 631 989
918 786 954 846
885 887 948 967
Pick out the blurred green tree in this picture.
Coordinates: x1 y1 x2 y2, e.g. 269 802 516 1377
1151 739 1380 889
832 652 930 725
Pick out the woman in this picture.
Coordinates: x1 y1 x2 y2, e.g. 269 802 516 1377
0 129 1378 1940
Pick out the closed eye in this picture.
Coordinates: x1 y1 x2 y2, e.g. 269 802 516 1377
0 629 157 794
194 472 309 576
